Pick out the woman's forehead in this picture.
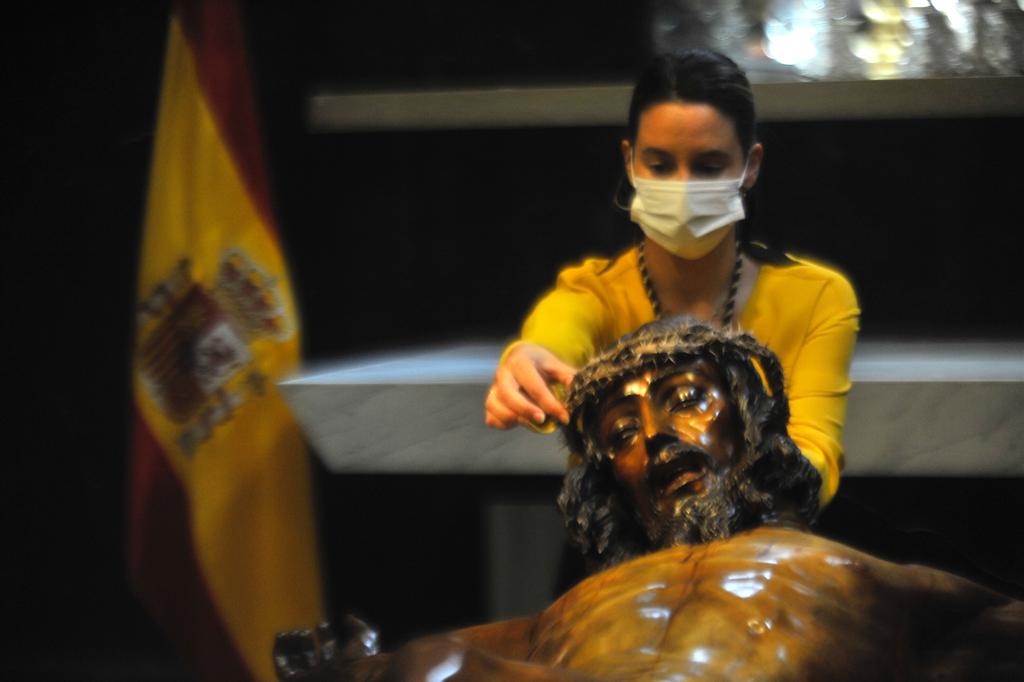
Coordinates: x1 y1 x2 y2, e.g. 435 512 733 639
636 101 741 152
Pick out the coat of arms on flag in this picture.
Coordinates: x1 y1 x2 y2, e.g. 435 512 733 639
138 250 290 455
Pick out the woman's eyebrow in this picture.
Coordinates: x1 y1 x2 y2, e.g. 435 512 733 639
639 147 732 163
639 146 674 158
692 149 731 162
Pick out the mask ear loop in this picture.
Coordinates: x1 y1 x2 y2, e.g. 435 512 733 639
613 148 637 211
737 153 752 194
737 150 757 245
612 176 633 211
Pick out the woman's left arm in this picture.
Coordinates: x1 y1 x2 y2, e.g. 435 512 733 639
784 273 860 509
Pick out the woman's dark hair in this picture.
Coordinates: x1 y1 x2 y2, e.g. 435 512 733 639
626 49 757 152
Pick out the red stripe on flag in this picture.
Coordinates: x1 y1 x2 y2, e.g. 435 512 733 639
127 408 254 681
175 0 278 238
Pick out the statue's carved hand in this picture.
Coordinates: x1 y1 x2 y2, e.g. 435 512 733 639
274 627 320 680
335 614 380 660
274 616 380 681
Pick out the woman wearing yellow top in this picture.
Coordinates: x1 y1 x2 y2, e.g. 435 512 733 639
484 50 859 508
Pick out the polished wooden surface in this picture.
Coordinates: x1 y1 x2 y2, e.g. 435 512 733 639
296 525 1022 680
526 525 1010 679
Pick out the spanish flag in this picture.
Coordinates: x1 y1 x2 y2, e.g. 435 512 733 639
128 1 324 679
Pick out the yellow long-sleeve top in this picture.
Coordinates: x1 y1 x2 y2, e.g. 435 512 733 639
511 244 860 507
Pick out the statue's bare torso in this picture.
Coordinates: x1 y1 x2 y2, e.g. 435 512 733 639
308 526 1021 681
529 526 910 680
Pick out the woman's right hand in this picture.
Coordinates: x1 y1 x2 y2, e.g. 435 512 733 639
485 343 576 430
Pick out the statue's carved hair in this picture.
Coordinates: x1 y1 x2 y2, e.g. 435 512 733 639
557 317 821 570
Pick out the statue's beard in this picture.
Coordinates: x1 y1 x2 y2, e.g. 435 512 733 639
640 467 744 549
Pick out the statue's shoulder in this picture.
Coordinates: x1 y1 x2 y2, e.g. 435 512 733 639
712 526 864 560
703 527 889 590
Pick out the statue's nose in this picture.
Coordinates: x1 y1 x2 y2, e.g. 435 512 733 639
640 404 678 462
643 399 692 462
639 400 658 438
643 431 679 464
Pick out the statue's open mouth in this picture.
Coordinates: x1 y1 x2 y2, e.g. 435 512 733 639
652 448 710 497
664 469 706 495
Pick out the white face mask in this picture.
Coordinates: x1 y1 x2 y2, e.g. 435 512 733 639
629 158 748 260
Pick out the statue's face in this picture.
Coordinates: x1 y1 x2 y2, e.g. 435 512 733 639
594 358 742 545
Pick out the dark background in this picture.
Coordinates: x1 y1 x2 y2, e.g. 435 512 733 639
3 2 1022 679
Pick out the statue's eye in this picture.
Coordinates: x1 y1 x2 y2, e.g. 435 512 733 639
668 387 704 412
608 418 639 450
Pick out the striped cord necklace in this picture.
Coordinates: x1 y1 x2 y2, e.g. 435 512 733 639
637 238 742 327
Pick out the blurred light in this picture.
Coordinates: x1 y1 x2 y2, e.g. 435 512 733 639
931 0 968 32
764 19 819 66
653 0 1024 80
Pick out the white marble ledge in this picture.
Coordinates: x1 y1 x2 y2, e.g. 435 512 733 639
280 341 1024 476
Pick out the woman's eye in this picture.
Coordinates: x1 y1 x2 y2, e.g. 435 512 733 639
646 161 673 176
692 165 725 178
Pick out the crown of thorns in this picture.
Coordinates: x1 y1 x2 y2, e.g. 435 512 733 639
564 317 789 463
